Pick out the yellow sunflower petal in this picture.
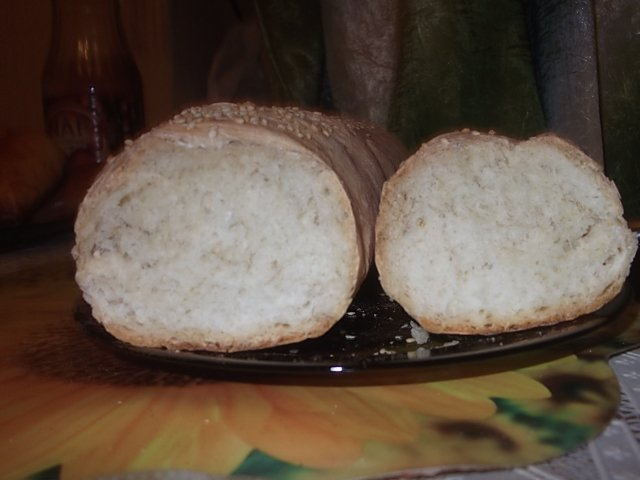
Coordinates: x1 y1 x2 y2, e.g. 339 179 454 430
435 371 550 401
259 386 420 443
218 384 364 469
351 384 497 420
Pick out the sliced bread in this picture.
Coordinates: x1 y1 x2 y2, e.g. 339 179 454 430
375 130 637 334
73 103 406 352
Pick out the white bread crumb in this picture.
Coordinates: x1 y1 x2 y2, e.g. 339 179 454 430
375 131 637 335
73 103 406 352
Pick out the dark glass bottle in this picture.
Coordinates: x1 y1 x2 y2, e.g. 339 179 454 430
42 0 144 167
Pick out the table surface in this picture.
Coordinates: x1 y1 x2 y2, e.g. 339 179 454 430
1 236 639 480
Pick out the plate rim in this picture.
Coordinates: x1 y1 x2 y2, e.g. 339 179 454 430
73 282 632 385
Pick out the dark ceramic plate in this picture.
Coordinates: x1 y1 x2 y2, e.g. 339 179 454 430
75 274 632 384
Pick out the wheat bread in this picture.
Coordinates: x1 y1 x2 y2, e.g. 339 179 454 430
375 130 637 335
0 131 64 222
73 102 406 352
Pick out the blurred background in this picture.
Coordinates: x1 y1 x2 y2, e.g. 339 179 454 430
0 0 236 131
0 0 639 236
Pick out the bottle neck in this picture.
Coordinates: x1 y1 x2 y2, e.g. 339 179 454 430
48 0 129 76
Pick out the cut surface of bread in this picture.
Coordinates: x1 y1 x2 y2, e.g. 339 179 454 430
73 103 406 352
375 131 637 335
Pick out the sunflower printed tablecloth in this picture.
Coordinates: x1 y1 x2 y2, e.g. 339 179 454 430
1 239 640 480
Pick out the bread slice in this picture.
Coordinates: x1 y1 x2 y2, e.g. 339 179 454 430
73 103 406 352
375 130 637 335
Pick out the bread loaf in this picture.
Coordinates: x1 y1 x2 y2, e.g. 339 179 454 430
375 130 637 335
73 102 406 352
0 131 64 222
